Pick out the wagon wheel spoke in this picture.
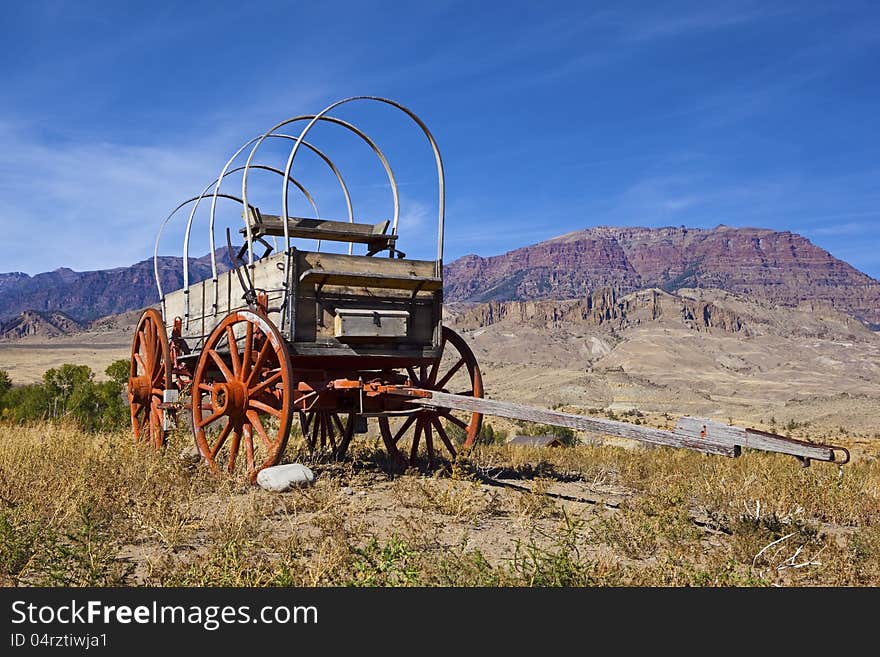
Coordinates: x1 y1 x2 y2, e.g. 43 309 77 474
427 333 447 385
431 417 457 458
321 414 330 449
242 321 254 381
310 414 320 450
247 410 273 450
424 419 435 466
245 340 273 388
143 322 155 370
150 397 164 448
197 409 225 429
406 366 420 386
435 358 465 390
440 410 468 431
243 423 255 474
393 414 418 443
300 411 314 441
325 414 337 451
335 414 355 460
208 349 234 382
227 425 242 473
409 417 423 463
210 420 234 458
331 413 346 436
249 370 282 397
132 403 148 441
226 326 242 377
249 399 281 416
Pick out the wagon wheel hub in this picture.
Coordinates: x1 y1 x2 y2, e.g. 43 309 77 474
210 381 248 420
129 375 153 404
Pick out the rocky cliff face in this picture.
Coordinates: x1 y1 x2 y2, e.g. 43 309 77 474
450 288 747 335
444 225 880 326
0 310 85 340
448 285 874 343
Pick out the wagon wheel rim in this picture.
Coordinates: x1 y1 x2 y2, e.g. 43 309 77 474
379 326 483 467
192 311 293 481
128 308 170 450
300 411 356 459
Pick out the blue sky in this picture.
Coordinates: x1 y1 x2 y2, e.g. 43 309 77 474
0 1 878 278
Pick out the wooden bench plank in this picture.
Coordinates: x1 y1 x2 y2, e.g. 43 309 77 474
299 269 442 291
242 209 395 245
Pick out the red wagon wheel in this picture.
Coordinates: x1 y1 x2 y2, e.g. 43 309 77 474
128 308 171 449
379 326 483 467
300 411 356 459
191 311 293 480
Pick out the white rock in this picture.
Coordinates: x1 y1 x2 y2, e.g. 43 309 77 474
257 463 315 491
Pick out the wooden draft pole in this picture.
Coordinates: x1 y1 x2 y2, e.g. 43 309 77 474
392 389 850 467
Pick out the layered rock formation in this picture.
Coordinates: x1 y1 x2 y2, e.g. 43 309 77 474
444 225 880 326
0 310 85 340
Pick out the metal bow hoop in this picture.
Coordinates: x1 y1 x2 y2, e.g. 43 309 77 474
277 96 446 265
205 130 358 282
240 113 401 268
181 132 352 296
154 165 316 309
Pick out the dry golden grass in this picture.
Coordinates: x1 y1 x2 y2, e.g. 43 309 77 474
1 421 878 586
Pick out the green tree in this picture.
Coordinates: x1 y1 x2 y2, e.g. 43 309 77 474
529 423 578 447
105 359 130 389
43 364 94 418
2 384 50 423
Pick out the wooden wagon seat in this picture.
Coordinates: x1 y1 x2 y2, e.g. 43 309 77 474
241 207 397 252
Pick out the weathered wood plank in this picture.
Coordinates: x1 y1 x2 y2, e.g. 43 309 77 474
675 417 834 461
407 391 738 457
244 210 394 245
296 251 436 277
300 269 443 291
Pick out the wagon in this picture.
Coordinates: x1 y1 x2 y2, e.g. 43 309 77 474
128 96 849 480
128 96 483 478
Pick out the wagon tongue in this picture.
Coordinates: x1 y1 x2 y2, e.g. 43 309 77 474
394 388 850 467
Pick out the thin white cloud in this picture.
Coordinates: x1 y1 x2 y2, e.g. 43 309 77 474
0 120 226 273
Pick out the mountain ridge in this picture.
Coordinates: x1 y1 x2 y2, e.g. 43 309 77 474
1 225 878 327
443 225 880 326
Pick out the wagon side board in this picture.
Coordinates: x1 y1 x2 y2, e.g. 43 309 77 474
161 249 443 357
162 251 287 341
